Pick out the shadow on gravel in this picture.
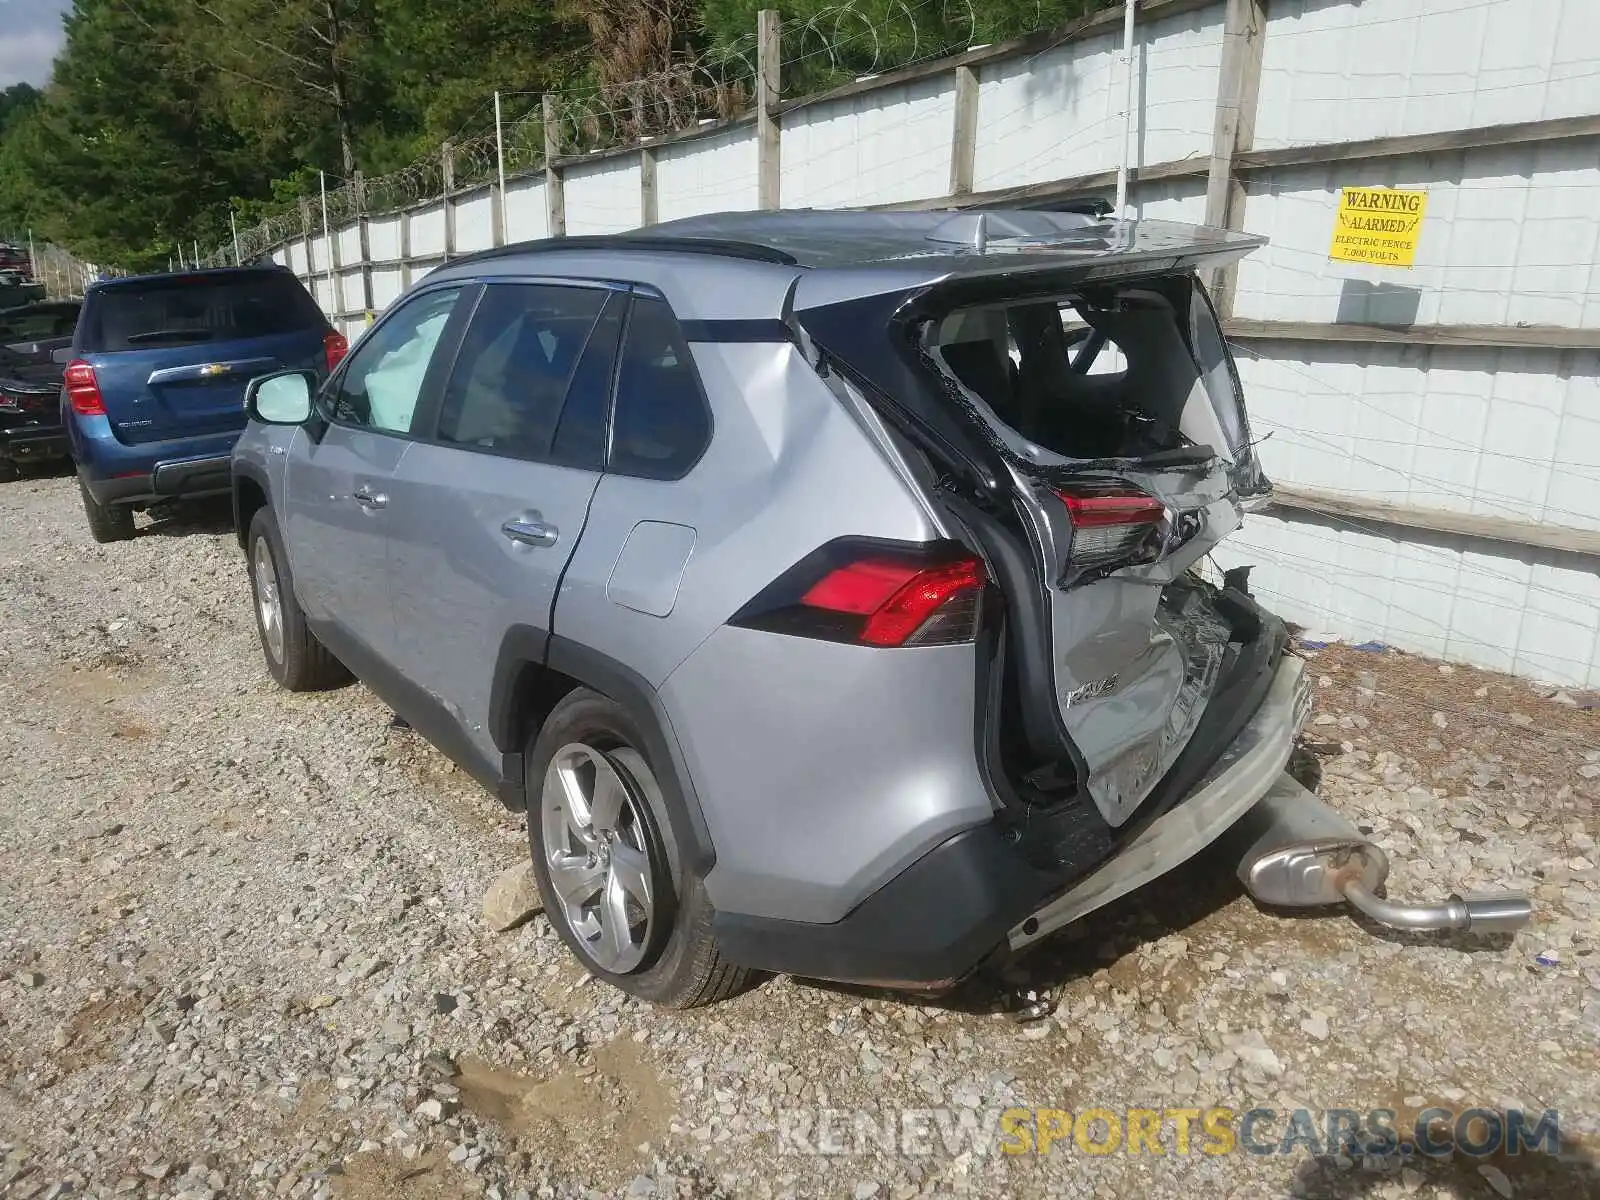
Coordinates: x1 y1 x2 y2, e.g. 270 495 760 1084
140 494 235 538
803 786 1518 1017
1291 1130 1599 1200
1 458 74 482
799 836 1248 1016
952 838 1249 1014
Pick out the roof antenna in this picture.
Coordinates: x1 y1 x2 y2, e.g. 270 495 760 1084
973 212 988 254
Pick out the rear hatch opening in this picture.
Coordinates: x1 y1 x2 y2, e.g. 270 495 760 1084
912 274 1277 830
799 262 1282 853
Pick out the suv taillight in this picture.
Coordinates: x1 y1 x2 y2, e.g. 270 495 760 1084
324 330 349 371
730 539 986 648
64 359 106 416
1054 485 1165 571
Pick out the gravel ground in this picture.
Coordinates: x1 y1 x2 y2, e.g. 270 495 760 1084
1 471 1596 1200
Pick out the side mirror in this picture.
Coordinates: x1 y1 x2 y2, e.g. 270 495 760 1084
50 346 72 365
246 370 316 425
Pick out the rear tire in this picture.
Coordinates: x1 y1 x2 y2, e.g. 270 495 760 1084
78 476 135 542
527 688 753 1008
246 507 350 692
0 458 20 483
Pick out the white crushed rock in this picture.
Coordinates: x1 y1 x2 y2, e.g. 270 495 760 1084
0 474 1595 1200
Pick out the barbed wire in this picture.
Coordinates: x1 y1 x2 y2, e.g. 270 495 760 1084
206 0 1072 266
778 0 980 89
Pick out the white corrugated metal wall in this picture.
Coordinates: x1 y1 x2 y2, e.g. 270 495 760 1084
274 0 1600 688
1216 0 1600 687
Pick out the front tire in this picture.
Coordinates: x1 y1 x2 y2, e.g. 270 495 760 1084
526 688 752 1008
78 476 135 542
246 508 349 692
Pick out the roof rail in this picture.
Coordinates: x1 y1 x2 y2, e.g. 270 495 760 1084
444 234 799 271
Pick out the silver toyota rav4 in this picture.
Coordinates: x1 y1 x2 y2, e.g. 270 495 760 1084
232 208 1530 1007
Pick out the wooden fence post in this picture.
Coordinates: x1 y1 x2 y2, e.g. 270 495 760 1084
398 197 414 291
757 9 782 210
1203 0 1268 313
640 142 659 227
298 198 313 286
490 178 507 249
543 95 566 236
949 64 979 198
331 216 346 320
354 171 375 322
493 90 509 247
442 141 457 260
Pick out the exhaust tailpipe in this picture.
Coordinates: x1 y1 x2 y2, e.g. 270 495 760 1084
1234 779 1532 935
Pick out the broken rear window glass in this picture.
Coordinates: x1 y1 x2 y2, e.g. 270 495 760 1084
920 278 1245 471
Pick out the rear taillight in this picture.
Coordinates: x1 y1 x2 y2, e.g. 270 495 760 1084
324 330 349 371
1054 485 1165 571
64 359 106 416
731 539 986 648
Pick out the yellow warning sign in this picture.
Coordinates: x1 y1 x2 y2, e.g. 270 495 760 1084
1328 187 1428 267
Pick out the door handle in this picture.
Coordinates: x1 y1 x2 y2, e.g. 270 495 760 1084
501 518 559 548
352 487 388 510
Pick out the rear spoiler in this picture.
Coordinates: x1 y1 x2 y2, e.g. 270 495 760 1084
973 195 1116 220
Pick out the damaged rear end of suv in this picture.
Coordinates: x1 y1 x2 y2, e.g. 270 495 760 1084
237 207 1529 1008
691 209 1530 990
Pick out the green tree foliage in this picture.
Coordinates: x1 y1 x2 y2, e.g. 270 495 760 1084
5 0 279 270
370 0 590 165
0 0 1110 268
0 84 41 236
0 83 42 132
179 0 378 177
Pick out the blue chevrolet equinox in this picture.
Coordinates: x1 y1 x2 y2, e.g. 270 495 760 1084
64 265 343 542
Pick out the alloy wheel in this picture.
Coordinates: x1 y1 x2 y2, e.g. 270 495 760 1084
539 743 658 974
252 536 285 664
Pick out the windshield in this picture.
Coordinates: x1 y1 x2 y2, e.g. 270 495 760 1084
81 272 325 353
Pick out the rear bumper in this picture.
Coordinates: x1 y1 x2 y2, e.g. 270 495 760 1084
0 421 69 461
81 454 233 506
714 653 1310 990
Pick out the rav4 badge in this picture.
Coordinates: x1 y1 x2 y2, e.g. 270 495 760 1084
1062 675 1119 708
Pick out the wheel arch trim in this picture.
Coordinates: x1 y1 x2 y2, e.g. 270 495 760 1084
231 462 272 549
492 629 717 875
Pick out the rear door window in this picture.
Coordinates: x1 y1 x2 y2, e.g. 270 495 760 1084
81 272 326 352
433 282 611 464
550 295 625 470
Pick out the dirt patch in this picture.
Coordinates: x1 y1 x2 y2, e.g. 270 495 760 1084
52 664 147 705
334 1151 474 1200
1097 945 1208 1015
454 1039 673 1182
54 992 145 1074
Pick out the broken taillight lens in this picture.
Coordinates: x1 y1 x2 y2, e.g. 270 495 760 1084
1054 486 1165 571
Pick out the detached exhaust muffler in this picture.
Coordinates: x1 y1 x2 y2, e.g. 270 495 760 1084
1234 781 1532 934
